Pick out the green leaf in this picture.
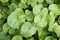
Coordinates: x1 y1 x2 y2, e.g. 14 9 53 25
48 22 58 32
12 35 23 40
33 4 43 16
8 3 18 11
3 23 10 33
9 28 15 34
39 38 44 40
37 0 44 3
0 0 9 3
0 32 11 40
55 25 60 37
38 27 48 38
34 15 48 27
59 39 60 40
11 0 20 4
41 8 48 16
1 8 8 19
46 0 54 4
0 14 2 19
21 22 37 37
18 3 28 9
25 10 34 21
27 0 37 7
45 36 57 40
0 32 6 36
49 4 60 12
21 0 27 3
7 8 25 29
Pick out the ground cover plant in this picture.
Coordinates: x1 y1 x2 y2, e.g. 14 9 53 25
0 0 60 40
